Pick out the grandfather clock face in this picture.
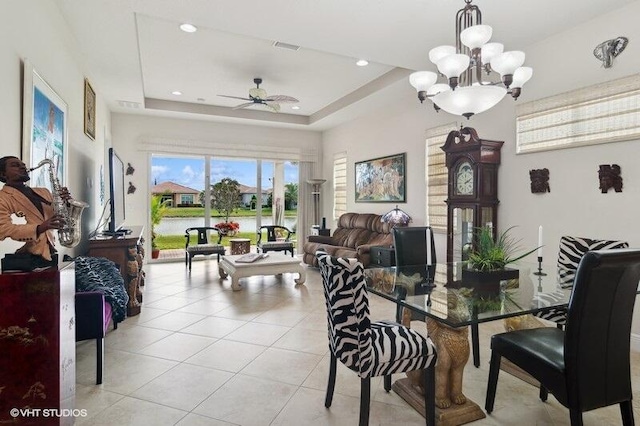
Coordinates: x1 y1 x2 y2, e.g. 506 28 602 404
455 161 474 196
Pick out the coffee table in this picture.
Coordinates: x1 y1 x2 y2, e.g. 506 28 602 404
218 253 306 291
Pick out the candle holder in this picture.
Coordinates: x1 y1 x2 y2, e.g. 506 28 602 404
533 256 547 276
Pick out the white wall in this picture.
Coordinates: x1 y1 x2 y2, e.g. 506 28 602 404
320 2 640 343
0 0 110 259
110 113 322 253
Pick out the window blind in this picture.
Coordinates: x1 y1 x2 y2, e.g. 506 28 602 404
516 73 640 153
426 123 456 232
333 153 347 220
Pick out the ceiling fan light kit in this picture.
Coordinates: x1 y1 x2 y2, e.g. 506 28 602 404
409 0 533 118
218 77 299 113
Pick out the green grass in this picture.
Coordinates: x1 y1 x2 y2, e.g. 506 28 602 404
155 231 261 249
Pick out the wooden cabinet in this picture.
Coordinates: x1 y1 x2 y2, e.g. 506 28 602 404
87 226 145 316
0 263 76 425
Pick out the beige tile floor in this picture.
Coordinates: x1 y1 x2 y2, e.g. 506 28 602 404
75 258 640 425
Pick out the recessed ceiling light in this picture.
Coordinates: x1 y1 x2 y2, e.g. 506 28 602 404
179 23 197 33
356 59 369 67
291 106 300 110
171 91 182 96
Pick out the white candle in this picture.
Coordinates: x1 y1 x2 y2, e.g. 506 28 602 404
537 226 543 258
426 228 433 266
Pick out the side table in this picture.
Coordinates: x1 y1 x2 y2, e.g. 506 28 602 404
370 245 396 267
229 238 251 255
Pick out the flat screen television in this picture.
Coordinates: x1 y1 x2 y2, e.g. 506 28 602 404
105 147 128 235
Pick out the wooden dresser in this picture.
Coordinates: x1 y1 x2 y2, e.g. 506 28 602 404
87 226 145 316
0 263 76 425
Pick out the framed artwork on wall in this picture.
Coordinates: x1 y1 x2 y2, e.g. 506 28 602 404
84 78 96 140
355 152 406 202
22 59 67 190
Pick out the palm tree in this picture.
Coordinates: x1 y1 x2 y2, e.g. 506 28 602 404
150 195 170 253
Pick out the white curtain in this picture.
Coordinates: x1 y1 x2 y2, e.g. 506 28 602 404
297 162 315 254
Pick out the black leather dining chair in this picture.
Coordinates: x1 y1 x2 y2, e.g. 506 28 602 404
485 248 640 426
391 226 437 319
393 226 437 269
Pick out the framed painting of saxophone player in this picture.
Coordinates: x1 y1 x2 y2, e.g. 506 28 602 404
22 59 68 191
84 78 96 140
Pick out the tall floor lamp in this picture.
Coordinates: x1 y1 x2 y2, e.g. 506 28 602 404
306 179 327 227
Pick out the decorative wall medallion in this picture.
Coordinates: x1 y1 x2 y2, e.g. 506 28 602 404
598 164 623 193
529 168 550 193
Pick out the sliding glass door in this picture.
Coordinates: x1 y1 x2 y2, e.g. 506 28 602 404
149 154 298 262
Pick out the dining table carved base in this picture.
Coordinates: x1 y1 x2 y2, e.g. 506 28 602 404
398 309 486 425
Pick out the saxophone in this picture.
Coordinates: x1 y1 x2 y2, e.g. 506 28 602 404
29 159 89 248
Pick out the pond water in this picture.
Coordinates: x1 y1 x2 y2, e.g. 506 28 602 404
156 216 297 235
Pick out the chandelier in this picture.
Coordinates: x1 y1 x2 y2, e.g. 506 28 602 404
409 0 532 119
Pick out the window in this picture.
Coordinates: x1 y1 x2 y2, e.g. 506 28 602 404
333 153 347 220
180 194 194 205
160 194 173 206
426 123 456 232
516 73 640 153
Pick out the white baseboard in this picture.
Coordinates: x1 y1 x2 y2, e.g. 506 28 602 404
632 333 640 353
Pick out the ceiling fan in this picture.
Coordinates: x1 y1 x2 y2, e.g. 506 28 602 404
218 78 299 112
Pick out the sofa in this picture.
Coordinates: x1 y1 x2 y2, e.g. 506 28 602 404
302 212 393 267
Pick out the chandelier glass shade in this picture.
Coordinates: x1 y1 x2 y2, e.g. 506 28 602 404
409 0 533 118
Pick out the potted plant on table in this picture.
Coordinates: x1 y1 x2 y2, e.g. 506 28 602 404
215 220 240 237
150 195 170 259
463 226 539 291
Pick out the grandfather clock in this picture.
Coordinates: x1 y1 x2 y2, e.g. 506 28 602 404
441 127 504 263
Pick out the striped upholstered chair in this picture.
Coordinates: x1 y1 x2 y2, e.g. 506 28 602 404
316 251 437 426
534 235 628 325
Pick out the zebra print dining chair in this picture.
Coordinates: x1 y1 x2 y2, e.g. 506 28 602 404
316 251 437 426
534 235 628 326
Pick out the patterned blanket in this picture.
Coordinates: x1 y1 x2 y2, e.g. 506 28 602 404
75 256 129 323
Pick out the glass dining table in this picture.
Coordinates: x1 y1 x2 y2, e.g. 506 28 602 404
363 261 571 424
364 261 571 367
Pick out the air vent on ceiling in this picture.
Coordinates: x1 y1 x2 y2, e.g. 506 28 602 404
272 41 300 51
117 100 141 109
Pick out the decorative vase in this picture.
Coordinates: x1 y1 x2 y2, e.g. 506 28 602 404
462 267 519 293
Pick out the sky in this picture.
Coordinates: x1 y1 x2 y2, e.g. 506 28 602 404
151 155 299 191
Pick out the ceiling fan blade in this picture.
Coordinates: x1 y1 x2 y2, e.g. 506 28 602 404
264 102 281 113
233 102 254 110
264 95 299 103
218 95 252 101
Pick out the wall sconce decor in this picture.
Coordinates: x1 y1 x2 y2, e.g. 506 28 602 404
529 168 550 193
598 164 623 193
127 182 136 194
126 163 135 175
593 37 628 68
381 205 412 227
